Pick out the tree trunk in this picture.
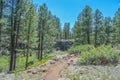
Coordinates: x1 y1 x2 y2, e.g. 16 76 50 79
87 24 90 44
13 13 21 70
40 30 44 60
94 26 97 47
40 20 45 60
87 30 90 44
25 13 31 69
38 30 40 60
9 0 15 71
0 0 4 50
13 16 17 70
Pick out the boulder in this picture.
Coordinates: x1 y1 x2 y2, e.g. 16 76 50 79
40 64 46 68
39 68 47 72
32 71 38 74
27 70 32 73
53 58 59 61
49 60 56 64
58 78 70 80
67 62 71 66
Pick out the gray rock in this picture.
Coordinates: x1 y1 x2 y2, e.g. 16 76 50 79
32 71 38 74
58 78 70 80
39 67 47 72
49 60 56 64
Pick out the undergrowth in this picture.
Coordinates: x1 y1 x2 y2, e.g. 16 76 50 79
68 45 94 54
78 45 120 65
0 52 57 73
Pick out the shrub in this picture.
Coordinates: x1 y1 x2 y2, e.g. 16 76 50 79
78 45 120 65
68 45 94 54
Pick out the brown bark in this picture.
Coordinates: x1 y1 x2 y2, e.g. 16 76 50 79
94 26 97 47
0 0 4 50
9 0 15 71
25 10 32 69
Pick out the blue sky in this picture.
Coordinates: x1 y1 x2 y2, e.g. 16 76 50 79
34 0 120 28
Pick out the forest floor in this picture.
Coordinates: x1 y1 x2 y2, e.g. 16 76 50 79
42 54 77 80
0 51 77 80
0 51 120 80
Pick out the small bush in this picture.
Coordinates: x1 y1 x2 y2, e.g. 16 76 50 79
78 45 120 65
68 45 94 54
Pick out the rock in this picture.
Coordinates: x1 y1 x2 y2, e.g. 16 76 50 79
45 61 51 67
39 68 47 72
70 54 75 57
53 58 59 61
116 65 120 69
0 72 5 76
67 62 71 66
27 70 32 73
72 63 77 66
63 56 67 59
58 78 70 80
40 64 46 68
70 60 74 63
32 71 38 74
49 60 56 64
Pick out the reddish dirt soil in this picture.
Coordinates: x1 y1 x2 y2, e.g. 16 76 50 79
43 61 67 80
43 55 76 80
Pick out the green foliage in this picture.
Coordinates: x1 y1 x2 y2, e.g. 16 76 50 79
0 51 58 72
0 55 37 72
13 58 51 73
16 55 37 68
63 22 70 39
73 21 85 45
94 9 103 46
13 53 56 73
38 3 61 57
73 5 93 45
0 56 9 72
68 45 94 54
78 45 120 65
28 58 51 68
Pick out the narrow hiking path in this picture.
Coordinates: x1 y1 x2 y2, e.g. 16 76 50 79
0 53 78 80
43 60 67 80
42 54 77 80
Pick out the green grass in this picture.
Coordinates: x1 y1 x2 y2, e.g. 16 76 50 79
16 55 37 68
0 56 10 71
13 57 52 73
0 55 37 72
0 52 58 73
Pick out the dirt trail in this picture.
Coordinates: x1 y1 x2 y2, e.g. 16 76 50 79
43 54 76 80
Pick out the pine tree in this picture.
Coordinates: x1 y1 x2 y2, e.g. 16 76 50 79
9 0 28 71
24 3 37 69
0 0 4 50
81 5 92 44
113 8 120 43
103 17 112 44
74 5 92 45
73 21 84 45
63 22 70 40
94 9 103 47
38 3 48 60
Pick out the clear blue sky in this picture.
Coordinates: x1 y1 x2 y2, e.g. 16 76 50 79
34 0 120 28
